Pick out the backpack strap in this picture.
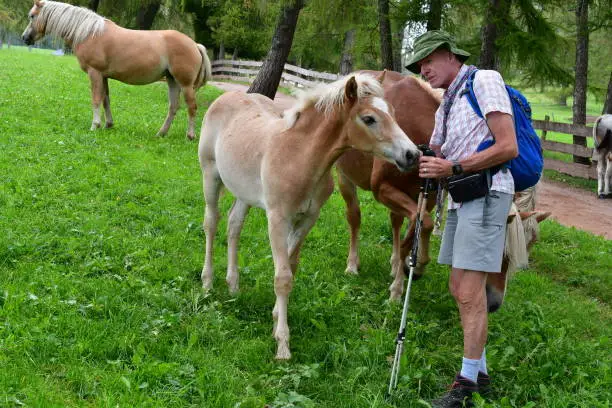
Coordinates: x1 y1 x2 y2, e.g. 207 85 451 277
461 70 484 119
460 69 508 173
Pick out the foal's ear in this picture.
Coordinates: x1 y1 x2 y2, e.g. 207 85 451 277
345 76 358 105
535 211 551 223
35 0 43 7
376 69 387 84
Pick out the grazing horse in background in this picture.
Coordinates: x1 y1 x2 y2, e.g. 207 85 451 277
592 114 612 199
198 73 421 360
335 70 441 300
22 0 212 140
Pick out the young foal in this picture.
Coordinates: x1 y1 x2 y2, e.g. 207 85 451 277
22 1 212 139
335 71 441 300
199 74 421 359
593 114 612 199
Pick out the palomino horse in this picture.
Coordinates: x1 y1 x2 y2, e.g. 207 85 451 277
198 73 421 360
22 1 212 139
335 70 440 301
335 70 550 312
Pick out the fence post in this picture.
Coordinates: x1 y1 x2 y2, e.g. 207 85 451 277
541 115 549 140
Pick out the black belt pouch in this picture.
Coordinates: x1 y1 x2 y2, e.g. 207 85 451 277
446 170 491 203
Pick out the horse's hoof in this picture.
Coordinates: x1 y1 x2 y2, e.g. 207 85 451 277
344 265 359 275
275 343 292 360
600 193 612 199
389 291 402 302
202 276 213 291
186 133 195 141
226 279 239 294
598 194 606 199
90 124 101 131
105 122 114 129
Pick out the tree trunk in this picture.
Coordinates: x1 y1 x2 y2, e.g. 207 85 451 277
603 71 612 115
480 0 509 70
218 41 225 60
572 0 590 164
247 0 305 99
232 47 239 60
378 0 394 70
136 1 161 30
427 0 442 30
340 29 355 75
87 0 100 12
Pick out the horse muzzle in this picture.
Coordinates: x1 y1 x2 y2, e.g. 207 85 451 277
395 149 420 172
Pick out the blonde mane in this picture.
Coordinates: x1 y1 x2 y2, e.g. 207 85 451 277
284 73 384 129
37 1 105 45
413 75 443 103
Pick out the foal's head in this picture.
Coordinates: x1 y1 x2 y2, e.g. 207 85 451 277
286 73 421 172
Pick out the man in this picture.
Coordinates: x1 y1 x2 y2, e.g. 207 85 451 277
404 30 518 407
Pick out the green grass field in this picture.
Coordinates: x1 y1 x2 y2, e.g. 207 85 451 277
0 49 610 407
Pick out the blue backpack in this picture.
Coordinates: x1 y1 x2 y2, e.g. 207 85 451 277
463 70 543 191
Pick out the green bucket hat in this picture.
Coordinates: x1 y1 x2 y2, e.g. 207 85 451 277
405 30 470 74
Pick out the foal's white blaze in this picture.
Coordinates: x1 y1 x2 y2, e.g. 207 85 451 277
371 97 390 114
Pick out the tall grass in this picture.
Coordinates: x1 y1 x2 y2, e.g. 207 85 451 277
0 50 610 407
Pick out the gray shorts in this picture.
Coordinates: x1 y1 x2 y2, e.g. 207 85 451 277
438 192 513 273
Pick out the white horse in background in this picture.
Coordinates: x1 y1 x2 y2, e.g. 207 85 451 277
593 114 612 199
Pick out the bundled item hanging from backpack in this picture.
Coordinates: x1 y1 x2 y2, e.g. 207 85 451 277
463 70 544 192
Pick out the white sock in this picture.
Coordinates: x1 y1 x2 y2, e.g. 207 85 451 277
460 357 480 383
480 348 488 375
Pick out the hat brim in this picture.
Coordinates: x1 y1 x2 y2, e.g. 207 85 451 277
405 42 470 74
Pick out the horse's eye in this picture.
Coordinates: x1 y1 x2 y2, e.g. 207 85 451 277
361 115 376 126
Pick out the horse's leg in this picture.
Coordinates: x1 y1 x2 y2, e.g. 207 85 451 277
201 164 223 290
87 69 104 130
596 151 605 196
337 170 361 274
388 212 406 300
158 76 181 137
267 210 293 360
374 183 432 299
226 199 250 294
182 86 197 141
102 77 113 128
485 259 509 313
604 153 612 196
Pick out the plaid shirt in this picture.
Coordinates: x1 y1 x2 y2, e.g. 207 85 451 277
431 65 515 209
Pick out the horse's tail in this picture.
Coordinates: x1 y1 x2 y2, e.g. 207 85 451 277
195 43 212 90
504 203 529 278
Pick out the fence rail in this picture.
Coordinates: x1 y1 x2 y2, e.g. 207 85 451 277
210 61 596 180
533 116 596 179
211 59 339 87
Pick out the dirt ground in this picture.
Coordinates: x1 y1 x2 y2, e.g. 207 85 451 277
208 81 612 240
536 179 611 240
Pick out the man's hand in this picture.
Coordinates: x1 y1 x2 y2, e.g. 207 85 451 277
419 155 453 179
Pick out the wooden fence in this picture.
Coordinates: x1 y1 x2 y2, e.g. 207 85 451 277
211 59 339 88
210 60 596 179
533 116 596 179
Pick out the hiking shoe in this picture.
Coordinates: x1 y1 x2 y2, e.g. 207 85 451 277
431 374 479 408
477 372 491 396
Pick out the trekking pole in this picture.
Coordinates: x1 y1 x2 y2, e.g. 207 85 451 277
388 145 436 395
